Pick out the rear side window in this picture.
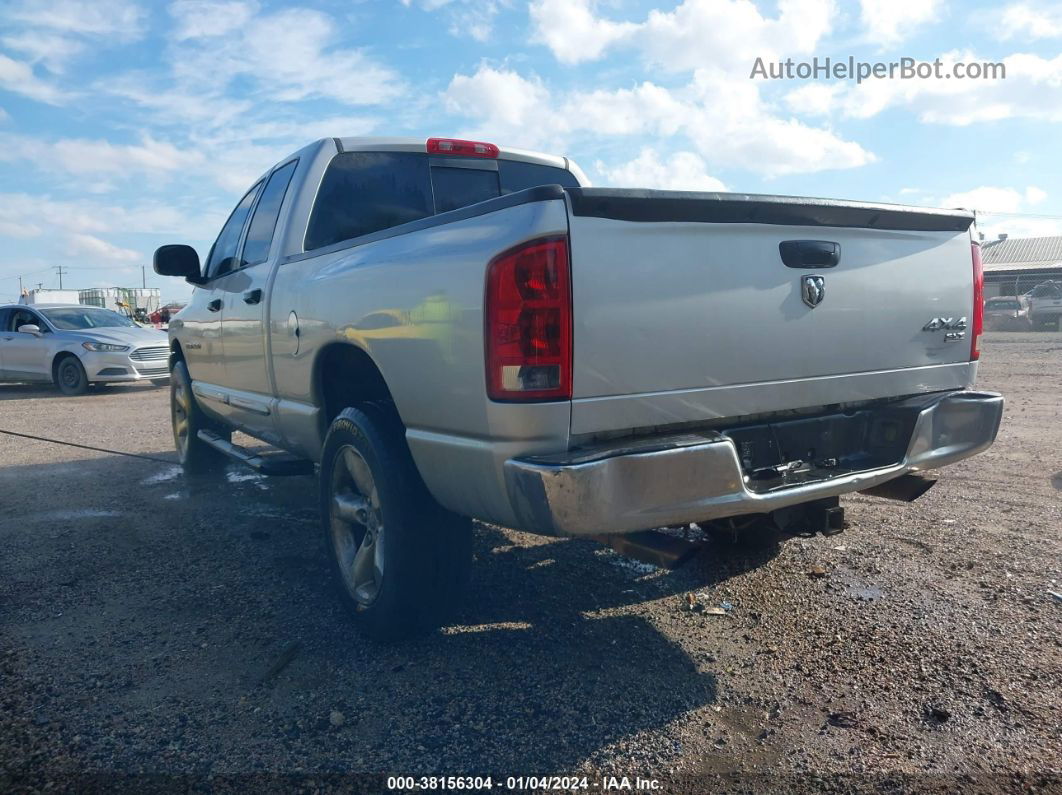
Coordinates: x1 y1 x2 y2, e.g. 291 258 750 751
242 160 298 266
305 152 433 251
1031 283 1061 298
206 183 262 278
498 160 580 193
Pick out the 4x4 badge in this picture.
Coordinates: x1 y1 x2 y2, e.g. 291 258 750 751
801 275 825 308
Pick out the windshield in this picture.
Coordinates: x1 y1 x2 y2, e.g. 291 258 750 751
42 307 139 330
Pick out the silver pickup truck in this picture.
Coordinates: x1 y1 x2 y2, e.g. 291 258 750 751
154 136 1003 639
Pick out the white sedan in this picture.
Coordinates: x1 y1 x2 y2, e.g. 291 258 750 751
0 303 170 395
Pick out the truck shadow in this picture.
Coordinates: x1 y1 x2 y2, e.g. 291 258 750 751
0 452 788 779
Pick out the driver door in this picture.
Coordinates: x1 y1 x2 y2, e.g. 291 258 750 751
0 307 52 382
176 182 262 391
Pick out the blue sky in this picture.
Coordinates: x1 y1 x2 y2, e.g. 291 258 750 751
1 0 1060 303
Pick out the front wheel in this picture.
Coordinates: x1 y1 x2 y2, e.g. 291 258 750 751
320 405 472 641
55 356 88 396
170 360 229 473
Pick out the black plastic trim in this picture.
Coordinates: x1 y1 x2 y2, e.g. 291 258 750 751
566 188 975 232
284 184 566 265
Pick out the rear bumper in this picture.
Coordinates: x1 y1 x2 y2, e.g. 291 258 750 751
504 390 1003 537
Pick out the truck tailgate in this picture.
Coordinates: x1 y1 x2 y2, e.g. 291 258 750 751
565 189 977 436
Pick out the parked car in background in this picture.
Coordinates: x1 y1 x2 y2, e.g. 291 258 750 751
0 304 170 395
1025 280 1062 330
984 296 1032 331
154 136 1003 640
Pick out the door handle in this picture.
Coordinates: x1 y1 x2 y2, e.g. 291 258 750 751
243 289 262 305
207 299 222 312
779 240 841 269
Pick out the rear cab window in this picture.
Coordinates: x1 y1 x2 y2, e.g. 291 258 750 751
304 151 580 252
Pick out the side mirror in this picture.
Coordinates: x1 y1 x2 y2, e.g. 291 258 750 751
17 324 41 336
154 244 203 282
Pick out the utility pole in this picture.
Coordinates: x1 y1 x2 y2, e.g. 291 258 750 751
56 265 69 290
18 275 22 294
142 265 146 289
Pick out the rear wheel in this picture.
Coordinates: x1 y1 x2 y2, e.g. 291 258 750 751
170 360 229 473
320 405 472 641
55 356 88 396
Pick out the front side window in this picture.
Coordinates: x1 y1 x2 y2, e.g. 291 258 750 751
41 307 138 330
206 183 262 278
242 160 298 266
305 152 433 251
8 308 45 332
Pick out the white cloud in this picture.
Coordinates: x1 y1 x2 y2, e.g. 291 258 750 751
169 0 257 40
445 65 552 133
789 51 1062 125
529 0 637 64
444 65 874 177
0 54 70 104
859 0 944 47
782 82 844 116
0 193 223 244
66 233 141 263
3 0 145 40
529 0 834 73
998 2 1062 39
940 186 1047 214
0 31 85 73
0 0 145 78
596 148 727 191
0 132 204 179
939 186 1062 241
169 6 404 107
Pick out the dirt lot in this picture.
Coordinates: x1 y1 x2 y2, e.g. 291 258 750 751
1 332 1060 793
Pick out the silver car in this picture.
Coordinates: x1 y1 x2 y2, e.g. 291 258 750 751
0 303 170 395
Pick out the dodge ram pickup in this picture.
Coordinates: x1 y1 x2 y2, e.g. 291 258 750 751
154 136 1003 640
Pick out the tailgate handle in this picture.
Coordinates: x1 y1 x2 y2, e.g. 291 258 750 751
780 240 840 269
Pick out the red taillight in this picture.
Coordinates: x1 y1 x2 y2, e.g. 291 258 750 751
485 237 572 401
971 242 984 361
427 137 499 158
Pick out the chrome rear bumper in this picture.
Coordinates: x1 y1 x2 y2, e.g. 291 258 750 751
504 390 1003 537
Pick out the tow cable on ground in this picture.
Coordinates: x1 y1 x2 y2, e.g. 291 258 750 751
0 428 177 465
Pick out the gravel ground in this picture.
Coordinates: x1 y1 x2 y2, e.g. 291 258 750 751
1 332 1059 793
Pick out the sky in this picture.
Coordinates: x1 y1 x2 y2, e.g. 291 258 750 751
1 0 1061 303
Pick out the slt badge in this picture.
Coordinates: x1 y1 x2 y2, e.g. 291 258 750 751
801 275 825 308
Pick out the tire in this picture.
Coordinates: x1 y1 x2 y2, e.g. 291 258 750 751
320 405 472 641
55 355 89 396
170 360 229 474
151 379 169 388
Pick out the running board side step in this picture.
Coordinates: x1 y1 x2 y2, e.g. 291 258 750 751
197 430 315 476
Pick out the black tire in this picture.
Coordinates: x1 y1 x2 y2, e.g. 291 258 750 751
320 405 472 641
170 360 229 474
151 379 169 387
55 355 88 396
